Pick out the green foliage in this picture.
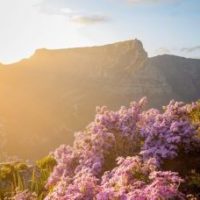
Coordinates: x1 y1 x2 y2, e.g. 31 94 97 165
189 100 200 124
30 168 48 199
14 162 28 171
188 100 200 141
29 156 56 198
0 163 27 199
187 170 200 188
36 155 57 171
0 164 16 181
181 170 200 199
0 157 56 199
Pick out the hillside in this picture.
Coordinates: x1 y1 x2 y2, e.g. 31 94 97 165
0 39 200 160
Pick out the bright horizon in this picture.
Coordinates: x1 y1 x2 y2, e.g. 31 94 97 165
0 0 200 64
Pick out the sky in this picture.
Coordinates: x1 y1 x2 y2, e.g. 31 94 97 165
0 0 200 64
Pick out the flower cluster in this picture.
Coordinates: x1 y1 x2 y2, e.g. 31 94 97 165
47 98 146 191
46 145 79 188
98 156 184 200
44 98 200 199
12 190 37 200
140 100 199 165
45 156 184 200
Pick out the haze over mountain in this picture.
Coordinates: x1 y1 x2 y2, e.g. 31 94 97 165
0 39 200 160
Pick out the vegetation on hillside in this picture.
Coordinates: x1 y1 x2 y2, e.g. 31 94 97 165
0 98 200 199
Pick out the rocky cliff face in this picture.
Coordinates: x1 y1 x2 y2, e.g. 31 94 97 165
0 39 200 160
29 39 147 79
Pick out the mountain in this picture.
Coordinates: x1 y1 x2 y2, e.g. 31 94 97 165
0 39 200 160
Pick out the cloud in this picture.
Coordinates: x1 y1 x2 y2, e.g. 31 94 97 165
126 0 182 5
35 0 109 25
71 15 109 25
154 47 171 55
127 0 162 3
181 46 200 53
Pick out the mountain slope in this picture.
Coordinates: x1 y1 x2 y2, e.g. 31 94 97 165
0 39 200 160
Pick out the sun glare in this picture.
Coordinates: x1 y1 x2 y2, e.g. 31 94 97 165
0 50 35 65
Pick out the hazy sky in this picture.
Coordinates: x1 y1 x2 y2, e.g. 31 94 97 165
0 0 200 64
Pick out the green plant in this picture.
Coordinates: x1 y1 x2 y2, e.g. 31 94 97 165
30 168 49 198
14 162 28 171
36 156 56 171
0 164 13 180
188 170 200 188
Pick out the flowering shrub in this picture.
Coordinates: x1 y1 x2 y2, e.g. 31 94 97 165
44 98 200 199
98 156 184 200
45 156 184 200
12 190 37 200
140 100 199 165
46 98 146 189
1 98 198 199
188 101 200 124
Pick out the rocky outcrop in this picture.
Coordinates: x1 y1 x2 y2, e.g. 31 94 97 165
0 39 200 160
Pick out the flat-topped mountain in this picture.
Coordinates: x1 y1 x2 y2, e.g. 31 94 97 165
0 39 200 160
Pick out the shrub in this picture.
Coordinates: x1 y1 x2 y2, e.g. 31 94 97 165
45 98 197 199
36 156 57 171
1 98 200 199
14 162 28 171
0 164 13 180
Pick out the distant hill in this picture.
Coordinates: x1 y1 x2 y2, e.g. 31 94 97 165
0 39 200 160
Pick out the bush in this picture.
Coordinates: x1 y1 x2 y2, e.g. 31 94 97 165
36 156 57 171
0 164 13 180
45 98 200 199
1 98 200 199
14 162 28 171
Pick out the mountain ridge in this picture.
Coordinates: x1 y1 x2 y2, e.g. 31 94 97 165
1 39 199 67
